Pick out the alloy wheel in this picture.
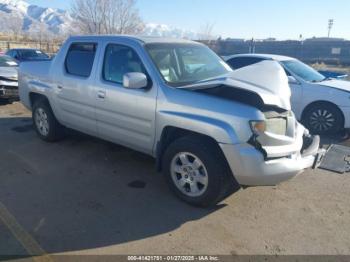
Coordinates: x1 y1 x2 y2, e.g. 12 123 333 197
309 109 335 133
170 152 209 197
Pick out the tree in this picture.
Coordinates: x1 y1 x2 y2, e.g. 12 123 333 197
71 0 144 35
198 22 215 41
1 14 24 40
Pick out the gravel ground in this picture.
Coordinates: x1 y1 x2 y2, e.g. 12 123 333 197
0 101 350 257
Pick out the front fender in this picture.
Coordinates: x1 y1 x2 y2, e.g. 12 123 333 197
156 110 239 145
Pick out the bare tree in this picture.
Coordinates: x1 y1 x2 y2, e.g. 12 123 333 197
4 15 24 40
198 22 215 41
71 0 144 35
29 21 55 46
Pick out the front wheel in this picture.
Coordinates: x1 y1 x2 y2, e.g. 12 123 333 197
303 103 343 135
162 136 233 207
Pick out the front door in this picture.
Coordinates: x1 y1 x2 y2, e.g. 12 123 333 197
94 42 157 154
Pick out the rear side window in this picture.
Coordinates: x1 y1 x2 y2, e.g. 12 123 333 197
65 43 97 77
227 57 265 70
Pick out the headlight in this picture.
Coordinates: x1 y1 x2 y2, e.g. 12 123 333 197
250 120 266 134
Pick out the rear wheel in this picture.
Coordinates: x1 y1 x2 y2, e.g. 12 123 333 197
303 103 343 135
162 136 234 207
32 99 64 142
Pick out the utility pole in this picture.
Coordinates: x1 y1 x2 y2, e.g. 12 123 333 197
249 38 255 53
328 19 334 38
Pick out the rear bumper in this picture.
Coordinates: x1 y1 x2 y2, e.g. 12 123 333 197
220 135 321 186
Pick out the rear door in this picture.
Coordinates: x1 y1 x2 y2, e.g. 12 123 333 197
94 41 157 155
54 42 100 136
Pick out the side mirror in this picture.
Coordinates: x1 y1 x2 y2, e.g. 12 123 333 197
288 76 300 85
123 72 148 89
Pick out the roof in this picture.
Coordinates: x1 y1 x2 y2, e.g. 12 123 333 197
68 35 200 45
225 53 296 62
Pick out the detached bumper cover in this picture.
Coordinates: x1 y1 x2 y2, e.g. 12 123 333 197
220 135 321 186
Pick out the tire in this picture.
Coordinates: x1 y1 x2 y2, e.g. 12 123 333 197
162 135 234 207
302 102 344 135
32 99 64 142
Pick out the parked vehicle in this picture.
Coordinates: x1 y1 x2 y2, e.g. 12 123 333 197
0 55 18 101
318 70 348 80
19 36 323 206
5 48 50 63
225 54 350 135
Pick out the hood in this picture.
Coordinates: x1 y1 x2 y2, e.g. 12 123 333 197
318 79 350 93
181 61 291 110
0 66 18 80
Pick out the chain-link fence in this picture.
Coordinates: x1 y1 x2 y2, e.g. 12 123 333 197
0 41 62 55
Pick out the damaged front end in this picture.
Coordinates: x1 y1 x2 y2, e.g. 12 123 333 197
185 61 324 185
219 109 324 185
248 108 324 167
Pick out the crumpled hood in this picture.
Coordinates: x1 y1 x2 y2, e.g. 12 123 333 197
181 61 291 110
0 66 18 80
318 79 350 93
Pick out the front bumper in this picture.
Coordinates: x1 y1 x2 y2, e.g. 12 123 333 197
220 135 322 186
0 81 18 99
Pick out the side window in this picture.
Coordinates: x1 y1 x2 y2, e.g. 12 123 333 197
103 44 146 84
65 43 97 77
9 51 16 58
227 57 265 70
13 51 19 59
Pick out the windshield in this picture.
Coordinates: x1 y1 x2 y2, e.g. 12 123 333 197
21 50 49 59
0 56 18 67
281 60 325 82
145 43 232 86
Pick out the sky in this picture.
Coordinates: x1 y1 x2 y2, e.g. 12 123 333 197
26 0 350 40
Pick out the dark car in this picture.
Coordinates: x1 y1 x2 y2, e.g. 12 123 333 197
318 70 348 80
5 48 50 63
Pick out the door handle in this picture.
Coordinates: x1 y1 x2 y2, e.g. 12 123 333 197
97 90 106 99
57 85 63 90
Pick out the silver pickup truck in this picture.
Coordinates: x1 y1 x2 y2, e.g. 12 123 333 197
18 36 323 207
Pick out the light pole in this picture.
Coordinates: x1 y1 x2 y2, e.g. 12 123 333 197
328 19 334 38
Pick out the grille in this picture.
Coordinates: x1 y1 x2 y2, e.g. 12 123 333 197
0 87 18 96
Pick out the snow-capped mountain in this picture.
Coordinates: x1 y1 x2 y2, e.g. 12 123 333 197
0 0 75 36
143 23 199 39
0 0 200 39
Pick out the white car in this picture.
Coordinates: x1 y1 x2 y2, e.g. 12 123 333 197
225 54 350 134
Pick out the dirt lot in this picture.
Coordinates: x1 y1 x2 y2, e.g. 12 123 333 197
1 102 350 258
